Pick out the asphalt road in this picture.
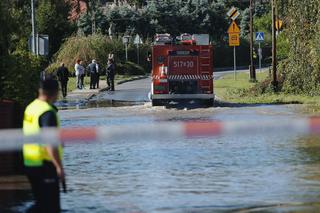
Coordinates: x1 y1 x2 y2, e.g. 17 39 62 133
92 77 151 102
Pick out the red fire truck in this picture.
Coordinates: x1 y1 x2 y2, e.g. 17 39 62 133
150 34 214 106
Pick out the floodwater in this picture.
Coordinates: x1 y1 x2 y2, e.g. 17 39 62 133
6 104 320 212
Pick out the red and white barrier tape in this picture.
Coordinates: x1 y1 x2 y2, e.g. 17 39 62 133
0 117 319 151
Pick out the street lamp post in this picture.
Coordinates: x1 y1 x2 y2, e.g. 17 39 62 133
122 36 130 61
249 0 256 81
31 0 36 54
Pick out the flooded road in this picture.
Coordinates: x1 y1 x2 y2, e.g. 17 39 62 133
8 104 320 212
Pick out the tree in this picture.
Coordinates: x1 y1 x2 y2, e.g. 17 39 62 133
0 0 43 106
36 0 74 56
78 8 108 35
278 0 320 95
240 8 250 38
0 0 11 55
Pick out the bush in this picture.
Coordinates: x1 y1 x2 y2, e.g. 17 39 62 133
276 32 290 61
49 34 151 75
0 52 42 107
277 0 320 96
48 34 122 73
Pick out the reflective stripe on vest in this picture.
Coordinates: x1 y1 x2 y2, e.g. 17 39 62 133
23 99 63 167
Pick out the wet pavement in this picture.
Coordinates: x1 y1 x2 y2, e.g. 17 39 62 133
2 76 320 213
92 78 151 103
54 70 251 110
4 103 320 213
55 76 149 110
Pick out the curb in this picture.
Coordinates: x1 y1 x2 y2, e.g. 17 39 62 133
116 75 149 85
88 75 149 100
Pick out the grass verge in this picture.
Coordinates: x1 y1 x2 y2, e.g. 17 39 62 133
214 71 320 113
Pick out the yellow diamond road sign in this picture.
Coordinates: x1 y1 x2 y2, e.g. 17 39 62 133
227 21 240 34
228 21 240 46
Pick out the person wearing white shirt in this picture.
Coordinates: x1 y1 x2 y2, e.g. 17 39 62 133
74 59 85 89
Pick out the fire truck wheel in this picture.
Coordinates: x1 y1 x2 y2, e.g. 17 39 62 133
151 99 162 106
203 99 214 107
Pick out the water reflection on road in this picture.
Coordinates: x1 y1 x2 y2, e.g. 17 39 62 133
15 104 320 212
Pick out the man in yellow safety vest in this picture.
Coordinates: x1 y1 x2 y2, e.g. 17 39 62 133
23 79 65 213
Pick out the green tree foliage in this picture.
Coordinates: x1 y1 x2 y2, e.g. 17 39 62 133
0 53 42 106
254 12 271 36
106 4 140 35
278 0 320 95
240 8 250 38
254 2 270 17
78 8 108 35
77 0 229 43
36 0 74 56
276 31 289 61
0 1 45 106
0 0 11 55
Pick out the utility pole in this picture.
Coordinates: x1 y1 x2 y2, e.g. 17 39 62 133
31 0 36 54
271 0 278 89
249 0 256 81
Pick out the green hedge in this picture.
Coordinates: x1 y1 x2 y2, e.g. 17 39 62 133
0 52 42 107
48 34 151 75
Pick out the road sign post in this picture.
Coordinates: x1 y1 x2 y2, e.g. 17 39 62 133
255 32 264 71
122 36 131 61
249 0 256 82
31 0 36 55
233 46 237 80
258 42 262 70
227 21 240 80
134 34 143 65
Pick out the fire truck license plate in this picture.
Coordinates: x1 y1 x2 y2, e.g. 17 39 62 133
169 56 198 74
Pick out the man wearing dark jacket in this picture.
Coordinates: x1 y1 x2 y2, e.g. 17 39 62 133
106 59 115 91
87 59 98 89
56 63 69 97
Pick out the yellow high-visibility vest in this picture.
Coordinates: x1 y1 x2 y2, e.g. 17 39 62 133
23 99 63 167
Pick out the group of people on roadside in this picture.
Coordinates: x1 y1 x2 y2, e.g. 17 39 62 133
74 58 115 91
55 56 116 98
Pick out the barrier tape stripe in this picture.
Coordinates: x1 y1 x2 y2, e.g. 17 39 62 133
59 128 97 143
185 122 223 137
0 117 319 151
310 117 320 134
